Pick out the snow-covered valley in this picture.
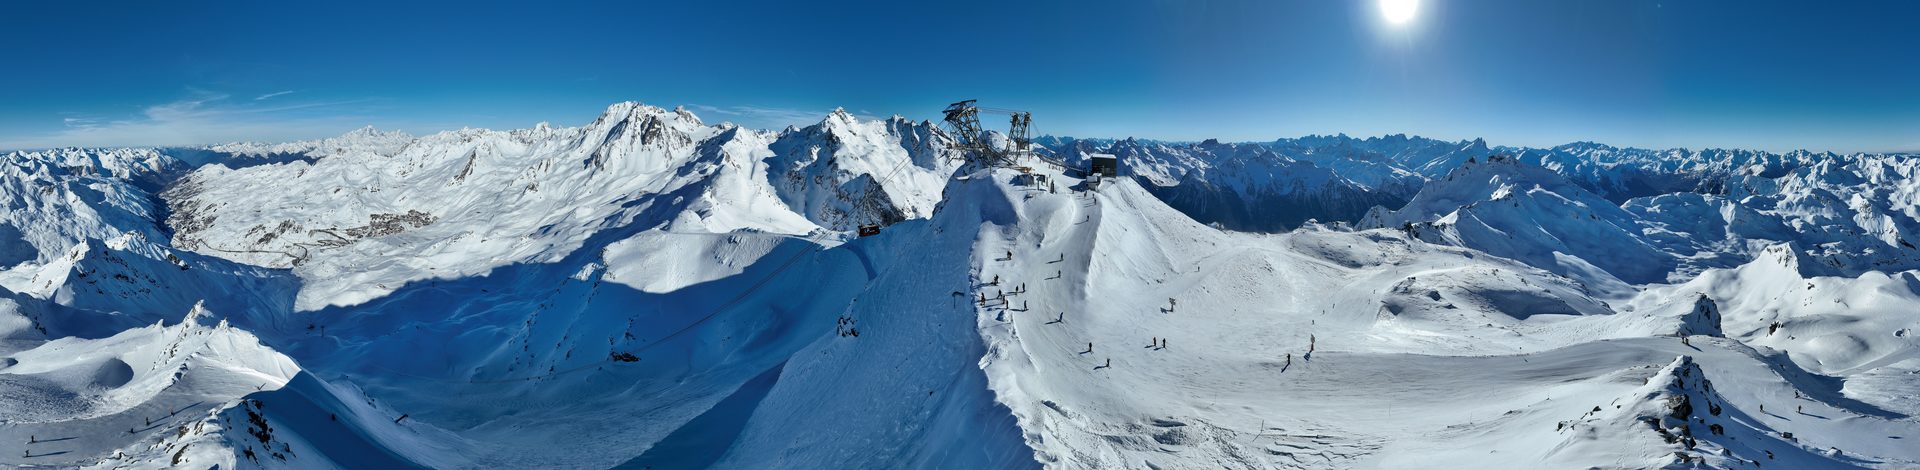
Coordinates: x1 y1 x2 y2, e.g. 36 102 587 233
3 102 1919 469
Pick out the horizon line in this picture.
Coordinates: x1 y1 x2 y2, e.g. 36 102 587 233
4 102 1914 157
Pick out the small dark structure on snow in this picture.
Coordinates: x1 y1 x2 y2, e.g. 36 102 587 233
1086 154 1119 188
1089 155 1118 178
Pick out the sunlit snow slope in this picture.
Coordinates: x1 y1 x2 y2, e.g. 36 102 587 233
3 103 1919 469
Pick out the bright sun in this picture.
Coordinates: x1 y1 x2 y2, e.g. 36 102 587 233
1379 0 1420 26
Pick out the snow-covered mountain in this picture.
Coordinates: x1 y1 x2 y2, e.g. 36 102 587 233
1361 154 1678 288
163 103 957 310
4 103 1919 469
1076 138 1410 231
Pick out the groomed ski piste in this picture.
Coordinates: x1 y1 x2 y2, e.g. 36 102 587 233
962 165 1919 468
2 103 1918 468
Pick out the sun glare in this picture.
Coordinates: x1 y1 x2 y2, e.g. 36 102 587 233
1380 0 1420 26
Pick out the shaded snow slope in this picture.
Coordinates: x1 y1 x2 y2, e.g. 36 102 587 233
1051 137 1411 231
5 104 1920 468
704 172 1039 468
241 180 1040 468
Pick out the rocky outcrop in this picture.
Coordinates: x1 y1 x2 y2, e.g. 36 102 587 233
1678 294 1723 337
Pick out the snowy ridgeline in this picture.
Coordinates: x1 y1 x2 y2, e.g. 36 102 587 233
0 103 1918 468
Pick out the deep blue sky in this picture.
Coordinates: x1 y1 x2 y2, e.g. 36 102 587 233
2 1 1915 152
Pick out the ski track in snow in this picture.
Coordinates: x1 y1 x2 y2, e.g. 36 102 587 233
1 104 1918 468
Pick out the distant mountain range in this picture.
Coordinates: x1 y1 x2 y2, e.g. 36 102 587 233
3 102 1917 469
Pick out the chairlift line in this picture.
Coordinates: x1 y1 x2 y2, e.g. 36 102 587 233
366 235 829 385
399 100 1071 385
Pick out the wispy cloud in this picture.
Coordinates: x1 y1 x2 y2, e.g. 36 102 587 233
62 117 100 129
2 97 900 151
0 90 387 150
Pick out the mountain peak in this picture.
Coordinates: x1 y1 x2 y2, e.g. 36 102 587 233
1755 243 1806 274
338 125 409 140
597 101 677 122
184 300 212 325
825 107 857 124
